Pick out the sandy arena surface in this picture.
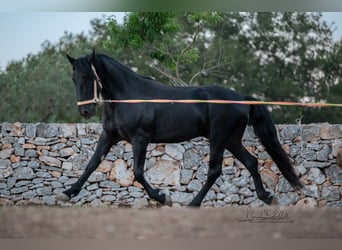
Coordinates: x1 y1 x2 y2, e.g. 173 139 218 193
0 206 341 239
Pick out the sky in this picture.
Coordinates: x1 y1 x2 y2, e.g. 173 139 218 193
0 12 126 69
0 12 342 70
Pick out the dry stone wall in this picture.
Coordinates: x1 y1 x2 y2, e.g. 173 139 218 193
0 122 342 208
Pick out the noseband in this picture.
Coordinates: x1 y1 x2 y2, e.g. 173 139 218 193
77 64 107 106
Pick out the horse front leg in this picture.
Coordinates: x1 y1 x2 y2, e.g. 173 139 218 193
56 130 120 202
132 139 172 206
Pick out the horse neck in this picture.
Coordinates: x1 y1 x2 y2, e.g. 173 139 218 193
96 59 136 100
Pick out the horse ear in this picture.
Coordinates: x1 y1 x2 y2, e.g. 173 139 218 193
66 54 76 65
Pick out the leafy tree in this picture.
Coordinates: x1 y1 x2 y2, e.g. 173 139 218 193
106 12 341 123
106 12 224 86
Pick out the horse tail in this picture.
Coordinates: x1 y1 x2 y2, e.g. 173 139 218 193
245 96 303 189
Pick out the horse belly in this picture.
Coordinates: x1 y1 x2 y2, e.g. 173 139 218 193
152 105 207 143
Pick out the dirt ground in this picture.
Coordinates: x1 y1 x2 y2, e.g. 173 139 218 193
0 206 341 239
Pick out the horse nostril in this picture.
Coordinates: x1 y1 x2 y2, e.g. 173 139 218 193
80 109 91 118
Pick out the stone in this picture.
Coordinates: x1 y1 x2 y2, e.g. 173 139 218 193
320 124 342 140
242 196 257 205
68 154 89 170
277 192 300 206
326 201 342 208
14 147 25 157
222 166 236 175
224 194 240 204
51 181 63 189
10 155 21 163
25 149 37 158
109 159 134 187
204 190 216 201
22 144 36 149
302 124 320 141
280 125 300 141
295 197 317 208
36 123 59 138
196 163 208 181
13 167 35 180
151 145 164 156
60 124 77 138
25 123 37 137
131 198 149 208
22 190 36 199
277 177 294 193
113 144 124 158
165 144 185 160
187 179 202 192
303 161 330 169
11 186 29 194
232 176 250 188
337 147 342 168
1 122 24 136
97 160 113 173
260 169 278 189
101 195 116 202
99 180 120 189
43 196 56 205
39 156 61 167
36 172 51 179
316 144 329 162
88 172 107 183
306 168 325 185
0 166 13 178
76 124 87 136
146 160 180 186
28 160 40 169
0 148 14 159
223 157 234 166
301 148 316 161
302 184 320 198
171 191 193 204
183 150 201 169
62 162 73 171
322 186 340 201
180 169 194 185
59 147 75 157
324 164 342 184
220 181 239 194
289 144 301 158
36 186 52 196
238 187 254 197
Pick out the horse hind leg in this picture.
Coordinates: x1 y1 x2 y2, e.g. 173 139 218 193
228 143 275 205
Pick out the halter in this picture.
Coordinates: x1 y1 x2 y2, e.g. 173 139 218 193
77 64 109 106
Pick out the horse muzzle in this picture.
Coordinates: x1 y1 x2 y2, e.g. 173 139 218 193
79 105 96 119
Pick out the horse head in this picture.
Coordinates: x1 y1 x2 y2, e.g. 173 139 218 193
66 50 99 119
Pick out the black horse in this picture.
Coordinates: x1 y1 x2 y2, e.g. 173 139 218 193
57 51 302 207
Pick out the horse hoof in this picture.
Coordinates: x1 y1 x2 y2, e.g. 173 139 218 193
164 194 172 207
56 193 70 202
